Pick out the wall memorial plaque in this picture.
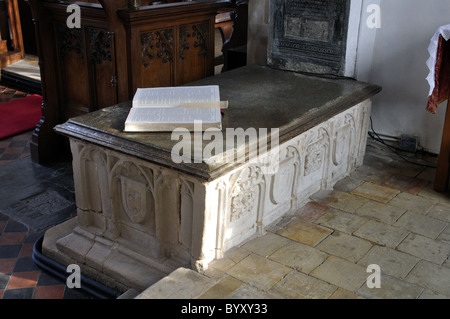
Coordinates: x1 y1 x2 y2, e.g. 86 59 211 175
268 0 351 76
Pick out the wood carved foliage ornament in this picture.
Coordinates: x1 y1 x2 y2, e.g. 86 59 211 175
141 29 174 67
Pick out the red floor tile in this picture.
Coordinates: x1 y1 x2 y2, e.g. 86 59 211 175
0 221 6 233
0 232 27 245
33 286 65 299
6 271 40 289
18 243 34 258
0 259 16 274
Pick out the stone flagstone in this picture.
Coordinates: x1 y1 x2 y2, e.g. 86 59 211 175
310 256 368 292
406 260 450 297
225 254 291 290
353 219 409 248
388 192 435 215
276 218 333 247
397 234 450 265
316 231 373 263
241 233 290 257
427 202 450 223
310 190 369 213
394 211 447 239
357 246 420 279
268 241 328 274
315 208 368 234
357 274 423 299
354 200 406 225
270 270 337 299
351 181 400 203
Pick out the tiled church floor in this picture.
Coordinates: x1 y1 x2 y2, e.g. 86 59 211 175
0 85 94 299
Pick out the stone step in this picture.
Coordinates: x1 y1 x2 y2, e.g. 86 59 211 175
134 267 218 299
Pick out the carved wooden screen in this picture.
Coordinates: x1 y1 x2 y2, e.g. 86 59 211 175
56 26 118 118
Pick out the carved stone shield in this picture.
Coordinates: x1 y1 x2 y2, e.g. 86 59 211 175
120 176 148 224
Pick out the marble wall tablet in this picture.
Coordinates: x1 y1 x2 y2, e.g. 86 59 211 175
268 0 351 76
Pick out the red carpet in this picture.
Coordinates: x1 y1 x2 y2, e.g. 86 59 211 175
0 95 42 140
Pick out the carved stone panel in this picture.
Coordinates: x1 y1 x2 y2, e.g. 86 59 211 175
110 161 158 259
225 166 265 248
268 0 351 75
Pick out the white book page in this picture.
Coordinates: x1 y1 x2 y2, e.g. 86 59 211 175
133 86 220 108
126 106 221 124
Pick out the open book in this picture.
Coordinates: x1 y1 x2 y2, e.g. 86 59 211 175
124 86 226 132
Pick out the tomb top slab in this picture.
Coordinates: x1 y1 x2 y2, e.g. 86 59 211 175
55 64 381 181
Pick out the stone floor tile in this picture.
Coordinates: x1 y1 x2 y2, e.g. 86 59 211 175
2 287 34 299
276 218 333 247
383 174 429 195
310 190 369 213
270 270 337 299
314 208 368 234
224 246 252 264
357 274 423 299
226 254 291 291
226 284 275 299
310 256 368 292
329 288 364 299
418 289 450 299
397 234 450 265
316 231 372 263
241 233 290 257
388 192 435 215
198 275 243 299
417 184 450 204
406 260 450 297
437 224 450 244
357 246 419 279
353 219 409 248
293 201 328 222
394 211 448 239
354 200 406 225
333 176 364 193
416 167 437 183
206 256 235 272
427 202 450 223
351 182 400 203
32 286 65 299
6 271 40 289
268 241 328 274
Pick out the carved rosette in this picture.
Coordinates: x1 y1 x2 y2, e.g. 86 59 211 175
304 128 329 176
230 178 258 222
229 167 265 223
141 29 174 67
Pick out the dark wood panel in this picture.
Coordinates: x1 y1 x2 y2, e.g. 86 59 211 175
28 0 229 163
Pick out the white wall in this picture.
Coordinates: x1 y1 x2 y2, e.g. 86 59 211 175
359 0 450 154
248 0 450 154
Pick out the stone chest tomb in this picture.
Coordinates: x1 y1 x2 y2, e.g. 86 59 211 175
39 0 381 293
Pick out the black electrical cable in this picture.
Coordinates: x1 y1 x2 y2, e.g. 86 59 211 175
369 116 437 169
